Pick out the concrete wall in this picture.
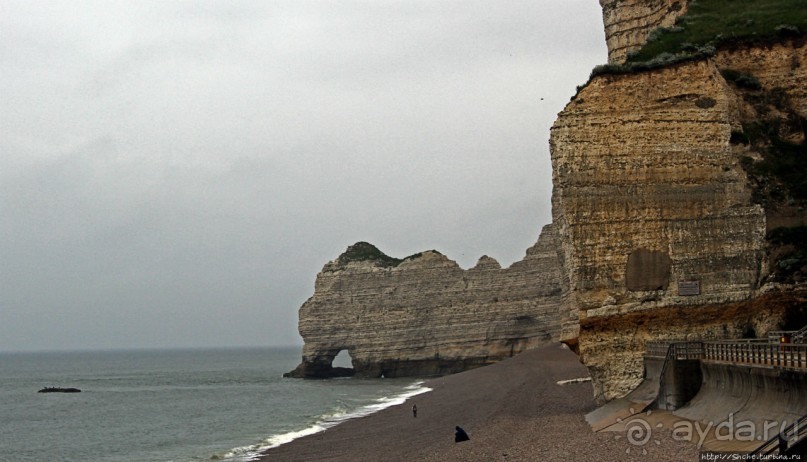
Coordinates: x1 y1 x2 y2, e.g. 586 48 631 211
656 359 702 411
674 362 807 439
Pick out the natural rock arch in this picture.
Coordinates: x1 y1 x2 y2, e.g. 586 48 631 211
285 225 565 379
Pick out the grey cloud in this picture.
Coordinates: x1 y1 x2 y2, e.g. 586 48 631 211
1 0 606 351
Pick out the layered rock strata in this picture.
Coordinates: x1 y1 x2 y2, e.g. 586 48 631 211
715 40 807 233
552 31 807 401
713 41 807 118
599 0 691 64
286 225 565 378
286 1 806 403
552 59 762 400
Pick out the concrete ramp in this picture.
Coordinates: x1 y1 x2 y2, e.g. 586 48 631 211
586 357 663 431
624 371 662 404
586 397 652 431
674 362 807 439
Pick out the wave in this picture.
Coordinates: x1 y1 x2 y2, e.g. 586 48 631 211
216 381 432 461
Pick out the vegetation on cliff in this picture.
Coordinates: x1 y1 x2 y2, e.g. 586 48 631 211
738 117 807 205
589 0 806 78
726 73 807 283
627 0 806 63
766 226 807 282
334 242 444 269
726 69 806 210
336 242 403 268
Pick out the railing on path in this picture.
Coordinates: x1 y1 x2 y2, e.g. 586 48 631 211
645 341 703 360
645 341 674 359
750 413 807 456
645 336 807 371
645 341 708 410
702 342 807 370
798 325 807 343
768 324 807 344
671 342 703 360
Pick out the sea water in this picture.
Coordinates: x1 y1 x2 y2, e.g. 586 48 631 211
0 348 430 462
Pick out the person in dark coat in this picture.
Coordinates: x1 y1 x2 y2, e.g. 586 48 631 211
454 426 470 442
412 404 417 418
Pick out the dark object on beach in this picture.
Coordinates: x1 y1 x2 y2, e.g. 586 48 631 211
38 387 81 393
454 426 469 443
412 404 417 418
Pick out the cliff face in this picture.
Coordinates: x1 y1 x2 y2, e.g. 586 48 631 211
552 59 765 333
713 42 807 118
599 0 691 64
287 1 806 398
551 59 762 400
286 225 565 378
552 15 807 400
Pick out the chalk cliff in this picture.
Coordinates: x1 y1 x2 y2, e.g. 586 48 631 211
285 225 565 378
287 1 806 399
600 0 691 64
553 4 807 402
552 59 765 349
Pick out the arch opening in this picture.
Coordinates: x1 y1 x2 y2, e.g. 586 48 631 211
331 349 355 374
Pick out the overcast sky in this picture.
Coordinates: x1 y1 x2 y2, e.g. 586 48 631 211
1 1 607 352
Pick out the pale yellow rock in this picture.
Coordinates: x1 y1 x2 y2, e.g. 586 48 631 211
714 41 807 118
550 43 807 401
286 2 807 406
599 0 691 64
553 58 764 320
286 225 565 378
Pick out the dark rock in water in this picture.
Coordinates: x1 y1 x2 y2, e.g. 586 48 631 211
283 365 355 379
38 387 81 393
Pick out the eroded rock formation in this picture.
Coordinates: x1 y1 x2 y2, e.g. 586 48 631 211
713 42 807 118
285 225 565 378
600 0 691 64
287 1 806 403
553 4 807 402
552 59 766 335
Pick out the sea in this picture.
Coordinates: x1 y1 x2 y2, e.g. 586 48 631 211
0 347 430 462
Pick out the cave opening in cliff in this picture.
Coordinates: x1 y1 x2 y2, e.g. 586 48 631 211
332 349 354 370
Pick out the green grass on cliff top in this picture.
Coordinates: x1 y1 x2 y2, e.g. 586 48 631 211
627 0 807 63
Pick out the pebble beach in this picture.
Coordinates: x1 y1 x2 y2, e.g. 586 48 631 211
259 344 700 461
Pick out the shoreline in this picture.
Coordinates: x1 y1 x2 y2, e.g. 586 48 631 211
258 344 699 461
253 380 433 454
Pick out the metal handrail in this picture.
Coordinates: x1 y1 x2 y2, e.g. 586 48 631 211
671 342 703 360
645 340 676 359
795 325 807 342
654 343 676 409
645 340 703 359
708 338 769 344
750 413 807 456
769 324 807 344
644 341 807 370
702 342 807 369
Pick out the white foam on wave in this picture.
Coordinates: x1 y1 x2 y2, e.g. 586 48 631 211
342 381 432 420
218 381 432 461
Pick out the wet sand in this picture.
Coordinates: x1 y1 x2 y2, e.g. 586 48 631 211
259 344 699 461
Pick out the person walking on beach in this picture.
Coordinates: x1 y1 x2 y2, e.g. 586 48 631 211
412 404 417 418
